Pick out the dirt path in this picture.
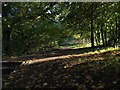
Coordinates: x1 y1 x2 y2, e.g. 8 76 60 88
2 46 107 62
22 50 120 66
3 49 120 89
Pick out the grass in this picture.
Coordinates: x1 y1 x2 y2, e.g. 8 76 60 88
59 43 91 49
85 47 119 54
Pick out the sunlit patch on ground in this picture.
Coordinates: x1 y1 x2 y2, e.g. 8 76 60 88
2 49 120 89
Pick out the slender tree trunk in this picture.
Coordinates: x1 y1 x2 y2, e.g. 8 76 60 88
96 24 100 46
97 28 100 46
90 3 94 48
100 25 105 47
118 17 120 43
104 30 107 46
115 17 118 47
90 19 94 48
117 4 120 44
95 32 98 46
111 18 118 47
98 30 100 45
3 29 11 57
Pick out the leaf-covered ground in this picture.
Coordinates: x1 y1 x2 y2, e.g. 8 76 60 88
3 49 120 89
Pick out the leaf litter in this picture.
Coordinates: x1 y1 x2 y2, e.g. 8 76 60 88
3 49 120 89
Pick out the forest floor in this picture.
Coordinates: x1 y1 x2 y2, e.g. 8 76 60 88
2 47 120 89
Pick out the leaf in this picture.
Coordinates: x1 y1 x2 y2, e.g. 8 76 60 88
112 81 117 84
64 66 67 68
64 65 69 68
43 82 48 86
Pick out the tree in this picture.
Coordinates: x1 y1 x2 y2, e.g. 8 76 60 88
2 2 120 57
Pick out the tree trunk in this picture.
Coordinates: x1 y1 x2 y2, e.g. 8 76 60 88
3 29 11 57
95 32 98 46
90 3 94 48
90 19 94 48
98 31 100 45
96 23 100 46
115 17 118 47
100 25 105 47
97 28 100 46
104 30 107 46
118 17 120 43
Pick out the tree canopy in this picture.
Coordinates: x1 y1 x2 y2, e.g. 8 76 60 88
2 2 120 57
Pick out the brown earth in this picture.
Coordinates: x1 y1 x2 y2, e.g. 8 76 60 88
2 48 120 89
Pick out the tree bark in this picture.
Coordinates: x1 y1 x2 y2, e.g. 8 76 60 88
118 17 120 43
90 3 94 48
100 25 105 47
90 19 94 48
3 29 11 57
114 17 118 47
104 30 107 46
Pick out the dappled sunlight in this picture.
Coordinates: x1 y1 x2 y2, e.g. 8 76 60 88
2 2 120 89
21 48 120 66
3 49 120 89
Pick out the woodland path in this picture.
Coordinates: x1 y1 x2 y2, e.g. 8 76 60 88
2 47 120 89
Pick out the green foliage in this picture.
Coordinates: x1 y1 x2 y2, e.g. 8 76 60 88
2 2 120 57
